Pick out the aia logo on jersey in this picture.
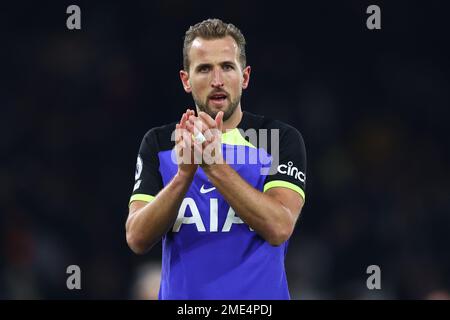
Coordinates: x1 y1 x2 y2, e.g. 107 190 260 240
172 198 254 233
277 161 305 183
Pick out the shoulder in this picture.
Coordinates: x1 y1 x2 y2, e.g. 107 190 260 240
141 122 177 152
242 111 305 143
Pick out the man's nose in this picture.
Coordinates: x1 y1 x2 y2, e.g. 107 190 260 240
211 68 224 88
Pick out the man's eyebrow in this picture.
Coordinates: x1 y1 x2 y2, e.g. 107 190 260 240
195 61 237 70
194 63 212 71
220 61 237 67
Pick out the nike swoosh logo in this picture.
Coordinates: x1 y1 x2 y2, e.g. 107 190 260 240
200 185 216 194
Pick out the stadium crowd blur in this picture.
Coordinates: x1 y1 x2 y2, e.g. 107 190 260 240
1 1 449 299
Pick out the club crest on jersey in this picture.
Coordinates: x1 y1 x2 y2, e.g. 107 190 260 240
277 161 305 183
135 155 143 180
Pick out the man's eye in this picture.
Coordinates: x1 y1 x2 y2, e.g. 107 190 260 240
198 66 210 73
223 64 234 70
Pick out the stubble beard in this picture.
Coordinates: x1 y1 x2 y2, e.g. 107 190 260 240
193 93 241 122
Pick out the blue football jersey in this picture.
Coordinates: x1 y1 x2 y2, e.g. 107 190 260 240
130 111 306 300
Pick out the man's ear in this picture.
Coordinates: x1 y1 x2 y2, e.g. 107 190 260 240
242 66 251 89
180 70 192 93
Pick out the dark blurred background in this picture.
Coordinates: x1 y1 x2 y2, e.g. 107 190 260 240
1 0 449 299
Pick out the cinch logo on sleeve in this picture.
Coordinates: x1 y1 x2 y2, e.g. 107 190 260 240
277 161 306 183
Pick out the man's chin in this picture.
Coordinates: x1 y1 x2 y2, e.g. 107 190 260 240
196 98 238 121
206 104 229 117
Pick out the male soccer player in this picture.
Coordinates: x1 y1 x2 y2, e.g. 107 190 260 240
126 19 306 299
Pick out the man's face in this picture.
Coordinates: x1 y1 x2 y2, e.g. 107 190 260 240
181 36 250 121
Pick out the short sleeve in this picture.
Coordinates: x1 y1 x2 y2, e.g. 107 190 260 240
263 126 307 202
129 129 164 205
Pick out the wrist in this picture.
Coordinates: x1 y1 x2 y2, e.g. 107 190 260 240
176 168 196 182
202 161 226 177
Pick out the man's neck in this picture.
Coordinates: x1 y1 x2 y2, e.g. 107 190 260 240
222 104 243 132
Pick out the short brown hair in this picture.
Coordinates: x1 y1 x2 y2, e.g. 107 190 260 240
183 18 247 71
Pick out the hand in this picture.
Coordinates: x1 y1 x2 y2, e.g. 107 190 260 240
175 109 198 177
186 111 224 168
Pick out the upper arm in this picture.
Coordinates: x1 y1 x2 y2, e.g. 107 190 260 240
263 124 307 224
126 200 149 233
265 187 304 224
128 200 148 216
129 129 163 207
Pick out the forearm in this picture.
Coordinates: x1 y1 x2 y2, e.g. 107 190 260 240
126 171 194 253
203 163 293 245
